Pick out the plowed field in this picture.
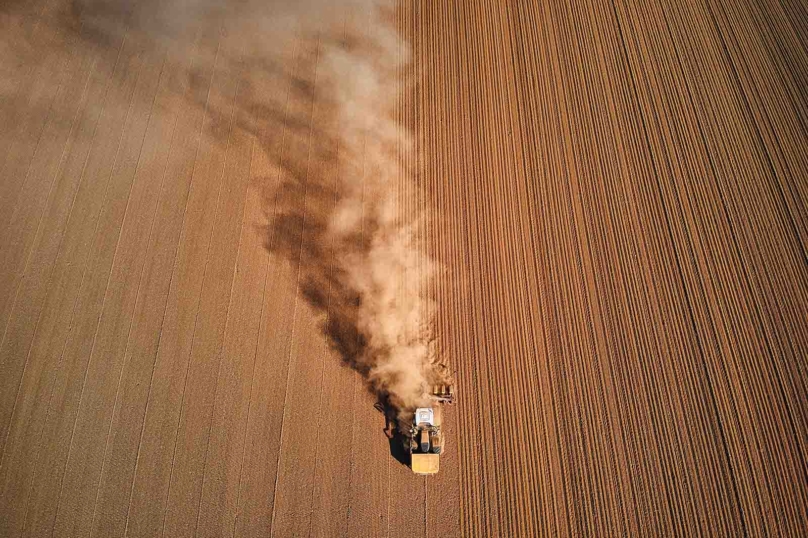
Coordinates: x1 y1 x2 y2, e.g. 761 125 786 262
1 0 806 536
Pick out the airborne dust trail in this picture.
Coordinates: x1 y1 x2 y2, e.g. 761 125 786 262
61 0 454 417
254 4 455 428
0 0 451 442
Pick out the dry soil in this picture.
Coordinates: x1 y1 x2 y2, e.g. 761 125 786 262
0 0 806 536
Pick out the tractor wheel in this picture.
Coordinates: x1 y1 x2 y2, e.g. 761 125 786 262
431 434 443 454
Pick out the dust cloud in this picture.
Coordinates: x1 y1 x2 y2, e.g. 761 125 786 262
0 0 451 421
258 3 454 423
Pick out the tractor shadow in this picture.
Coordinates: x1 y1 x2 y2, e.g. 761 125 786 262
376 399 410 467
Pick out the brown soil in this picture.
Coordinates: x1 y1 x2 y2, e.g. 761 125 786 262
0 0 806 536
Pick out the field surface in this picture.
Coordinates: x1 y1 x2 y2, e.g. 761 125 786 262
1 0 806 536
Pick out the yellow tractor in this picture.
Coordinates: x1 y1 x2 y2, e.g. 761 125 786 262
408 385 454 475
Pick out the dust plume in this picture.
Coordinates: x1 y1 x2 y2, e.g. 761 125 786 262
0 0 451 422
266 4 455 421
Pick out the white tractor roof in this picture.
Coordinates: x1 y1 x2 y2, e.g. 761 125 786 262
415 408 435 426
